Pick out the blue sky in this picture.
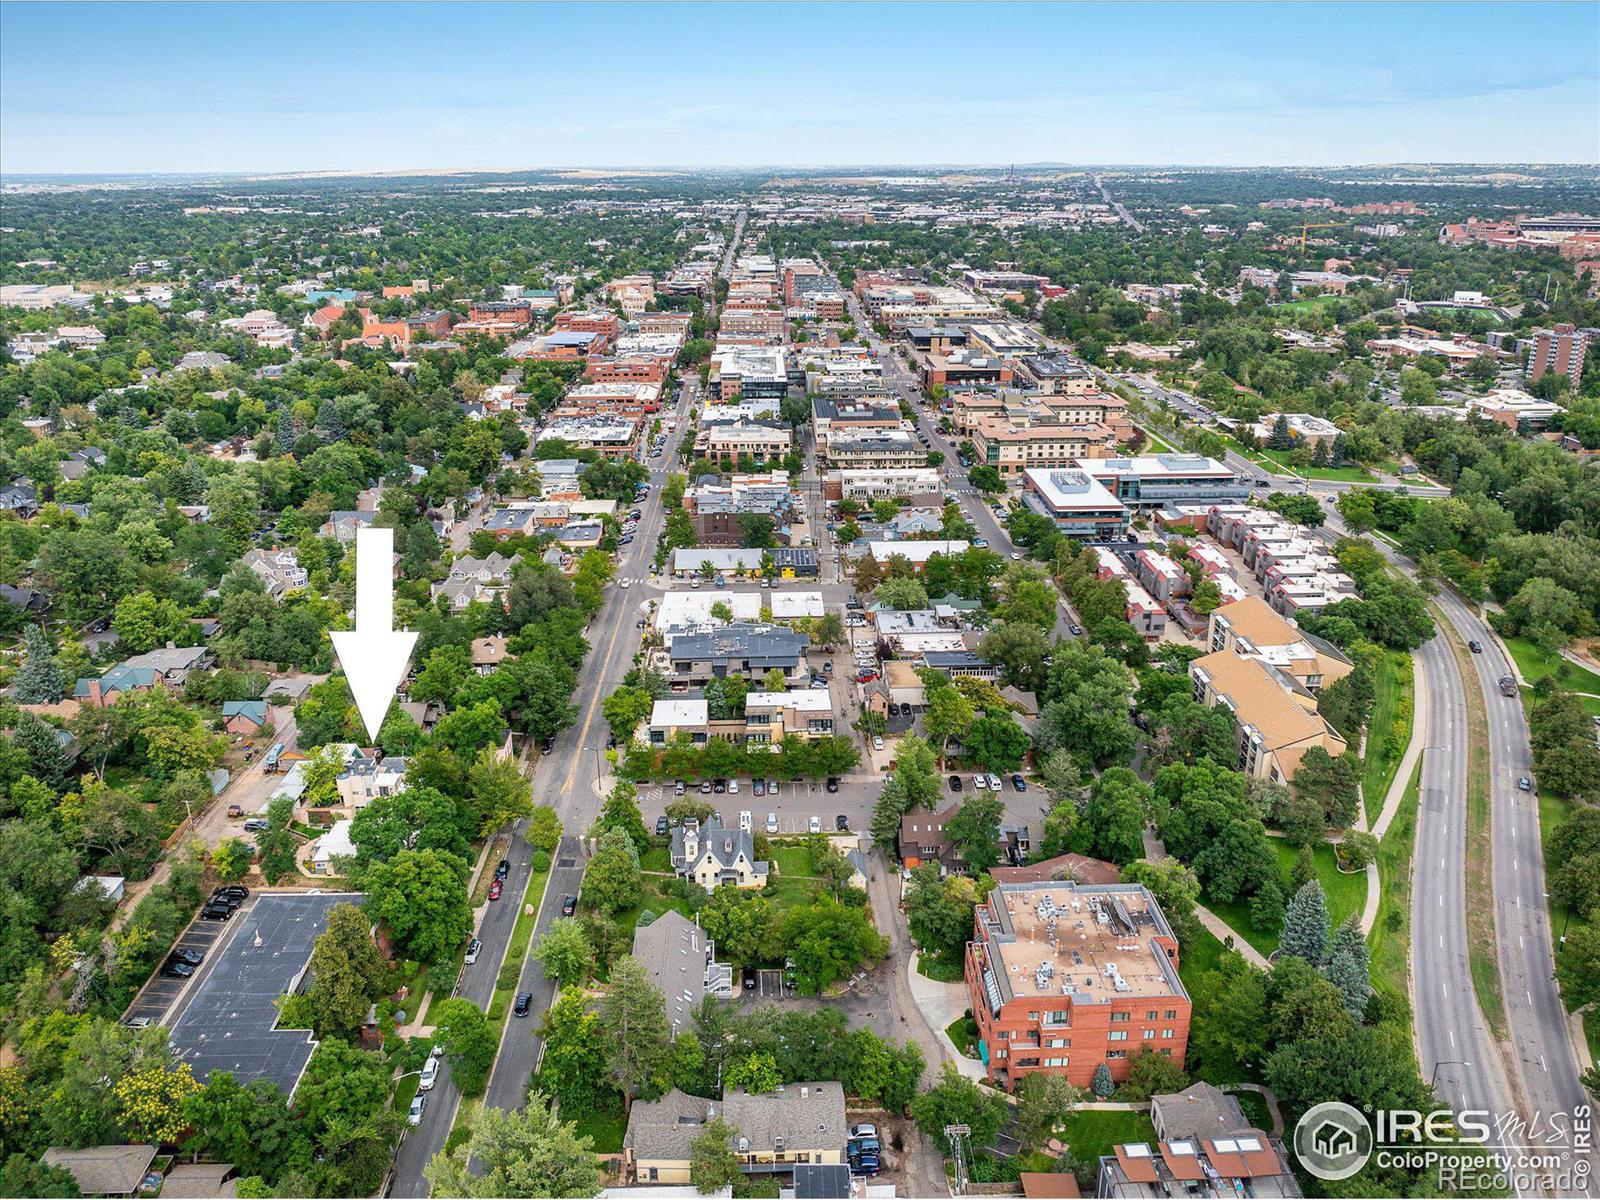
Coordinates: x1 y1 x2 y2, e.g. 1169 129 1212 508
1 2 1595 174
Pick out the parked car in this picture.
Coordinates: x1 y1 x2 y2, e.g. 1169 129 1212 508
122 1017 153 1030
495 858 510 880
226 803 243 818
656 815 670 835
753 778 766 797
213 885 248 903
464 937 482 965
740 810 753 832
418 1057 439 1092
768 780 779 797
487 878 503 901
949 775 963 792
674 779 687 796
808 815 822 834
872 735 885 751
242 817 270 832
822 661 833 673
1518 776 1533 791
513 992 533 1018
713 779 727 794
1011 774 1027 792
728 779 740 794
987 773 1003 791
562 895 578 916
160 959 195 979
973 774 988 790
700 780 713 794
1068 624 1083 636
743 966 758 991
540 737 555 755
766 812 779 833
836 815 849 831
199 903 232 921
826 777 840 793
169 947 204 966
408 1094 426 1126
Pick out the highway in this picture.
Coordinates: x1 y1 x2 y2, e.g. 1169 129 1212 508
1092 173 1144 233
1313 510 1592 1187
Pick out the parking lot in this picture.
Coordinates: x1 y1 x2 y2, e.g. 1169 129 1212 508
120 896 253 1026
637 779 876 836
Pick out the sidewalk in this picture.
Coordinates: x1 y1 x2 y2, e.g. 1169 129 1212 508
1359 650 1428 935
1145 825 1270 969
906 954 986 1081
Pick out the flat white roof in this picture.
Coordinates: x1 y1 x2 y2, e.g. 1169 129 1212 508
655 590 763 630
769 591 824 618
1025 467 1125 512
746 690 832 713
650 698 709 726
1088 453 1233 479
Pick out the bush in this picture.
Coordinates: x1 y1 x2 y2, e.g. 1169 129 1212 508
531 848 551 873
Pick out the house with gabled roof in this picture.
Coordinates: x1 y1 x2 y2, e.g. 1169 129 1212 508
670 817 768 890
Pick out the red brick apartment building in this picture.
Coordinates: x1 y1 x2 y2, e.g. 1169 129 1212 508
965 882 1190 1092
360 309 452 349
555 310 620 341
587 356 671 385
467 300 535 327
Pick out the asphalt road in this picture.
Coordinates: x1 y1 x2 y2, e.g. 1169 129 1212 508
1433 587 1595 1189
1410 626 1518 1128
388 364 701 1196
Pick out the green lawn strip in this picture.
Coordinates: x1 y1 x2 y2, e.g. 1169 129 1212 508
1254 447 1375 482
1361 649 1416 823
1436 608 1507 1039
448 1096 479 1143
485 862 552 1027
945 1012 980 1056
916 952 965 982
1057 1109 1157 1168
392 1071 421 1115
1369 761 1420 1066
1584 1010 1600 1067
1204 842 1365 957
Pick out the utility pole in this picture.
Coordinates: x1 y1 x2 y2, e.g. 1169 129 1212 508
944 1124 972 1196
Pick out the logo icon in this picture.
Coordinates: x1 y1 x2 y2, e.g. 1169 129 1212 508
1294 1101 1373 1180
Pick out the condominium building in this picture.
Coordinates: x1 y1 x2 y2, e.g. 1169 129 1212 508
1528 323 1587 386
1021 468 1131 539
709 346 790 401
1189 641 1348 785
972 418 1116 477
965 882 1190 1091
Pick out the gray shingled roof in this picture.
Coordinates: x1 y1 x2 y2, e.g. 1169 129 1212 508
622 1088 713 1161
1150 1081 1250 1142
724 1082 846 1154
632 910 708 1034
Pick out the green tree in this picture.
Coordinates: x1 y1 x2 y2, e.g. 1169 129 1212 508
181 1074 299 1185
1324 916 1371 1019
531 919 595 985
467 747 534 835
1291 746 1361 830
306 902 388 1039
944 793 1004 872
689 1117 741 1196
430 998 498 1096
1120 1047 1189 1101
911 1062 1008 1149
211 838 253 882
1013 1071 1084 1152
603 687 656 743
539 987 608 1117
584 827 642 915
962 714 1032 773
875 576 929 611
597 954 673 1103
1280 880 1330 965
905 865 977 963
528 805 562 854
1090 1062 1115 1099
13 626 62 704
725 1051 781 1094
0 1155 81 1198
363 848 472 965
424 1095 602 1199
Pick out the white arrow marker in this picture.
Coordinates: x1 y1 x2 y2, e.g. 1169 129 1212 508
330 526 418 742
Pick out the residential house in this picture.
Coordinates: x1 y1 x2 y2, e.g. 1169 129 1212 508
470 636 509 674
666 624 810 688
241 547 308 599
222 700 269 735
631 910 733 1035
670 817 769 889
623 1083 846 1186
74 646 213 706
40 1146 159 1198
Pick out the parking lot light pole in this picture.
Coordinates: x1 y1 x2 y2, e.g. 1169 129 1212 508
1429 1059 1470 1087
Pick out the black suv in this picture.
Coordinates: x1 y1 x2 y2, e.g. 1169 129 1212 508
513 992 533 1017
495 859 510 881
199 902 232 921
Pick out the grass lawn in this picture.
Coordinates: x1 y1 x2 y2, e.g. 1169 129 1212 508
639 843 672 873
1504 636 1600 717
591 877 694 973
1274 294 1347 312
945 1012 980 1056
1177 924 1229 993
566 1098 627 1153
1058 1110 1157 1167
1362 649 1416 823
917 952 965 982
392 1071 421 1115
1205 842 1366 957
1369 762 1420 1066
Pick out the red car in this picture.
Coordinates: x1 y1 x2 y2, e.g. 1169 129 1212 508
487 878 503 901
855 671 879 684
